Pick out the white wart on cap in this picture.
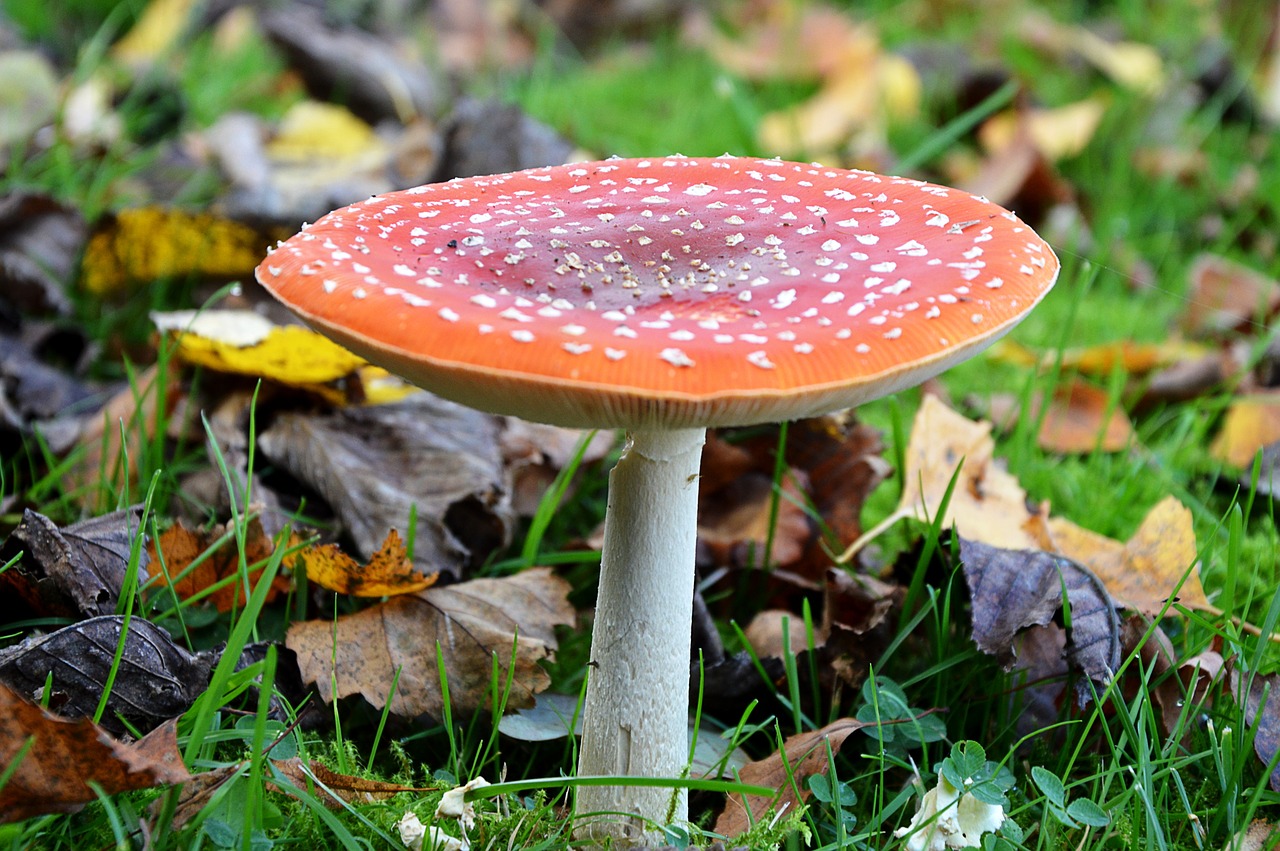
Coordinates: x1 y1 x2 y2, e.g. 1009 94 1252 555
256 155 1059 428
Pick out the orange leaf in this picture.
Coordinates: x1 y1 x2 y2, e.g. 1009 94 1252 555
1037 380 1134 454
1211 393 1280 468
294 529 437 597
0 684 190 823
147 517 291 612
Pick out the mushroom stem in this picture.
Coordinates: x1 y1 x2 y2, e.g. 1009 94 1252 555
575 426 706 844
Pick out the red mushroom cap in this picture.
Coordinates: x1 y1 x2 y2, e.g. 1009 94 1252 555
256 155 1058 429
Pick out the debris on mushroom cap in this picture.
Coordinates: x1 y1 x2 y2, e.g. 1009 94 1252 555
256 155 1058 429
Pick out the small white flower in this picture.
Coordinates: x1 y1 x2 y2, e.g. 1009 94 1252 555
894 774 1005 851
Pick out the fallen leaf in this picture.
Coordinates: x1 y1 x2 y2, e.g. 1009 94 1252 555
958 538 1120 694
1211 393 1280 468
0 683 191 823
110 0 198 66
713 717 870 837
0 506 147 621
1180 254 1280 339
147 517 291 613
500 419 614 517
267 101 383 162
990 338 1206 378
81 208 273 297
1233 669 1280 792
293 530 438 597
0 616 213 736
1048 496 1210 614
0 55 59 174
0 193 85 318
286 568 573 719
271 757 422 806
698 470 813 570
870 394 1044 554
258 392 513 579
436 97 575 182
1231 818 1280 851
0 333 99 436
1019 13 1164 94
1036 379 1134 454
155 310 368 405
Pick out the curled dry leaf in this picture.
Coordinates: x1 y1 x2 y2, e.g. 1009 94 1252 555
270 757 423 807
294 529 438 597
958 538 1121 696
259 392 512 579
286 568 573 720
0 615 213 736
0 506 147 621
713 717 871 838
148 516 292 613
0 682 191 823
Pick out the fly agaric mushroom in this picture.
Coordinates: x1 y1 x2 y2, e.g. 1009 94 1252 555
255 155 1058 844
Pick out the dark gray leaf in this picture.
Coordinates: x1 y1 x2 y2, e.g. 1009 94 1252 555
258 392 512 579
0 616 213 735
958 537 1120 700
436 98 575 182
0 193 86 319
1233 669 1280 792
0 507 148 620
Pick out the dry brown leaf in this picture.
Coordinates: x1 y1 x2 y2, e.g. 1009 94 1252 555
147 517 291 613
1180 254 1280 339
1211 393 1280 468
713 717 870 837
699 471 813 570
691 3 864 81
286 568 573 719
271 757 423 806
0 683 191 823
1048 497 1209 614
1232 818 1280 851
1037 379 1134 454
294 529 438 597
1233 669 1280 793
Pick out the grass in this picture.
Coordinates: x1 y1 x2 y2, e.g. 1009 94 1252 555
1 0 1279 848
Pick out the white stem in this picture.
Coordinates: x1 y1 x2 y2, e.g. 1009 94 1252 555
574 426 706 844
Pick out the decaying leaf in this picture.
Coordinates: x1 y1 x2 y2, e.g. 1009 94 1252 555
979 99 1108 163
991 338 1206 378
147 517 291 613
80 208 272 297
958 538 1120 695
0 333 99 434
713 717 870 837
0 683 191 823
1047 496 1209 614
286 568 573 719
258 392 512 579
0 506 147 621
271 757 422 806
294 529 438 597
698 470 813 570
1233 669 1280 792
0 193 86 318
0 616 213 735
499 419 614 517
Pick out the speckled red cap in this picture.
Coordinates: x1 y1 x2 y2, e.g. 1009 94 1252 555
256 155 1058 429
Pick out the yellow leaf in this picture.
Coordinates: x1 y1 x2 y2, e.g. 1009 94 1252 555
980 98 1108 161
81 208 275 296
1049 497 1209 614
267 101 382 162
1211 394 1280 468
294 530 437 597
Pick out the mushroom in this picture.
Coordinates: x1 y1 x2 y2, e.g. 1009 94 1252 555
255 155 1059 844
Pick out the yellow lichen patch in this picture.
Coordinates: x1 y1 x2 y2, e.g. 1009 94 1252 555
81 208 272 296
294 530 437 597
